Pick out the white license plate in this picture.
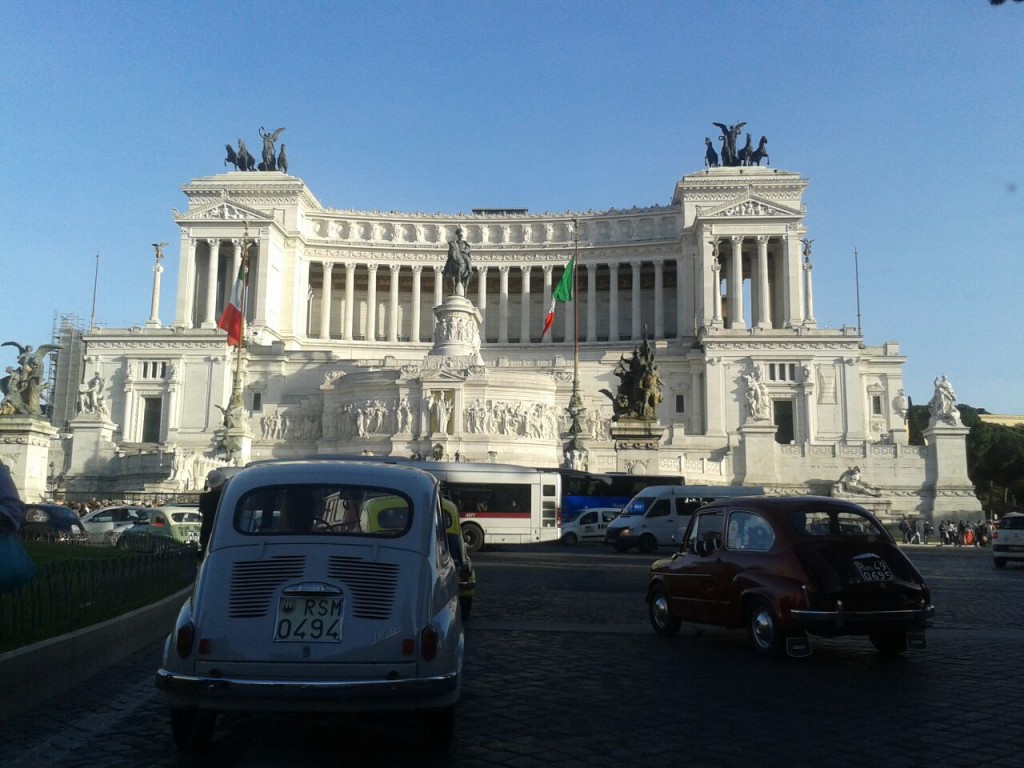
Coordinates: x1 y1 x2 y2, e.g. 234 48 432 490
853 559 894 582
274 597 343 642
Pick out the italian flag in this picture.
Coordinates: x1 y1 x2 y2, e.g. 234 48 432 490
542 257 574 338
217 264 244 346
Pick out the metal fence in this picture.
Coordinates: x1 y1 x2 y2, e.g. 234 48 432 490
0 544 197 652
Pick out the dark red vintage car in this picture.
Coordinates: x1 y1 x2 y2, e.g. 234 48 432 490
646 496 934 658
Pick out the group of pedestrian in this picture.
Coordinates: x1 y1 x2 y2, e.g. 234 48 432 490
898 516 933 544
938 519 991 547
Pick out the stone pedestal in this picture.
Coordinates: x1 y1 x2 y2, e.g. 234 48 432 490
610 419 666 474
0 417 59 502
223 426 253 466
64 414 119 495
429 295 484 366
737 422 779 485
923 420 983 517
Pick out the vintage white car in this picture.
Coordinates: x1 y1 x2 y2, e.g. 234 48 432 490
156 460 465 752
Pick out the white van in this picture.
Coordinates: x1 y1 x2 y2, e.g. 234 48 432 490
604 485 764 553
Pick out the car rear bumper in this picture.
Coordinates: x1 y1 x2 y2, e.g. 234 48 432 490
788 603 934 635
155 668 459 712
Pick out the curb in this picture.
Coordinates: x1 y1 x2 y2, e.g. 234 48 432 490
0 587 190 722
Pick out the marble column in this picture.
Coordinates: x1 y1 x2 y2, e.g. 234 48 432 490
175 238 197 328
804 254 816 326
319 261 333 339
675 255 687 338
477 266 488 339
519 265 531 343
432 265 443 326
654 259 664 339
147 255 164 328
343 262 355 341
202 239 220 328
729 236 745 329
608 262 620 342
388 264 401 342
712 259 723 325
498 266 510 344
756 236 771 329
411 265 423 342
631 261 642 341
542 264 553 345
586 263 597 342
365 264 378 341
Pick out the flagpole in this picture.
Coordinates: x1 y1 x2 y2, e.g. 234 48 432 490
564 218 587 469
228 223 252 413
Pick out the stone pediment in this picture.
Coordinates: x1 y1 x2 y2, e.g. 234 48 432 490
697 194 801 220
173 197 270 223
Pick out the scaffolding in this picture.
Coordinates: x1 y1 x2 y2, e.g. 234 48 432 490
49 312 87 431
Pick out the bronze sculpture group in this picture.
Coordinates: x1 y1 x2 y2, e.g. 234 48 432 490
224 127 288 173
0 342 60 417
600 330 663 421
705 122 768 167
444 227 473 296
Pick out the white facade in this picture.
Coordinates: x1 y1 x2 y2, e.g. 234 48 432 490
60 165 981 519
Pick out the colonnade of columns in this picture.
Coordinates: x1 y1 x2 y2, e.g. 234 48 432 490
707 233 815 331
176 234 816 343
305 258 682 344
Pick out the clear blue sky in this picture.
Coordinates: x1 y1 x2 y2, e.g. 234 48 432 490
2 1 1021 413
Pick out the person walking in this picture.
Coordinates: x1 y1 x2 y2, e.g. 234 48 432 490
198 469 228 561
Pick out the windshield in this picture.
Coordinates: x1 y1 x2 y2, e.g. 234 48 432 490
621 495 655 517
234 484 414 537
788 508 887 538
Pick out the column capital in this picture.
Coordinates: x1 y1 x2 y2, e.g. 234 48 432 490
730 234 744 244
756 235 769 244
389 263 401 274
542 264 554 276
499 265 511 276
206 237 220 247
519 264 532 275
322 260 334 273
367 263 379 274
433 264 444 275
410 264 424 275
475 264 487 275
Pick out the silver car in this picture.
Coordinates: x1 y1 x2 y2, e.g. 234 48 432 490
156 460 464 753
79 505 150 545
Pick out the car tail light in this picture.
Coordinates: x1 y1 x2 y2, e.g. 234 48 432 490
175 622 196 658
421 626 439 661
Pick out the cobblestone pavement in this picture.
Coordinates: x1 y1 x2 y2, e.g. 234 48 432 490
1 544 1021 768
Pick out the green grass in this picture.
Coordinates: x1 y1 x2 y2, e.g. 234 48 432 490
1 540 196 653
21 539 136 566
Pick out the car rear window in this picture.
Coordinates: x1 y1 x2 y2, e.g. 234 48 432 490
1000 516 1024 531
789 509 886 538
234 484 413 538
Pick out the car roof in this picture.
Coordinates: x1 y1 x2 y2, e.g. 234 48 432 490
699 495 878 513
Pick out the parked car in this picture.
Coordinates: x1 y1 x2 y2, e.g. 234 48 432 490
443 498 477 619
993 512 1024 568
156 460 464 753
21 503 87 543
646 496 934 658
561 507 620 545
117 505 201 552
80 504 151 545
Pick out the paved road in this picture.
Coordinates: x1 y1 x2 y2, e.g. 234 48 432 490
1 544 1021 768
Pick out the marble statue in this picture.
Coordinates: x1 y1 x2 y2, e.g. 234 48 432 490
742 367 771 421
834 466 882 497
928 374 960 425
77 371 108 416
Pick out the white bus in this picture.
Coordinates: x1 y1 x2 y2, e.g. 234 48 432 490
319 457 561 552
